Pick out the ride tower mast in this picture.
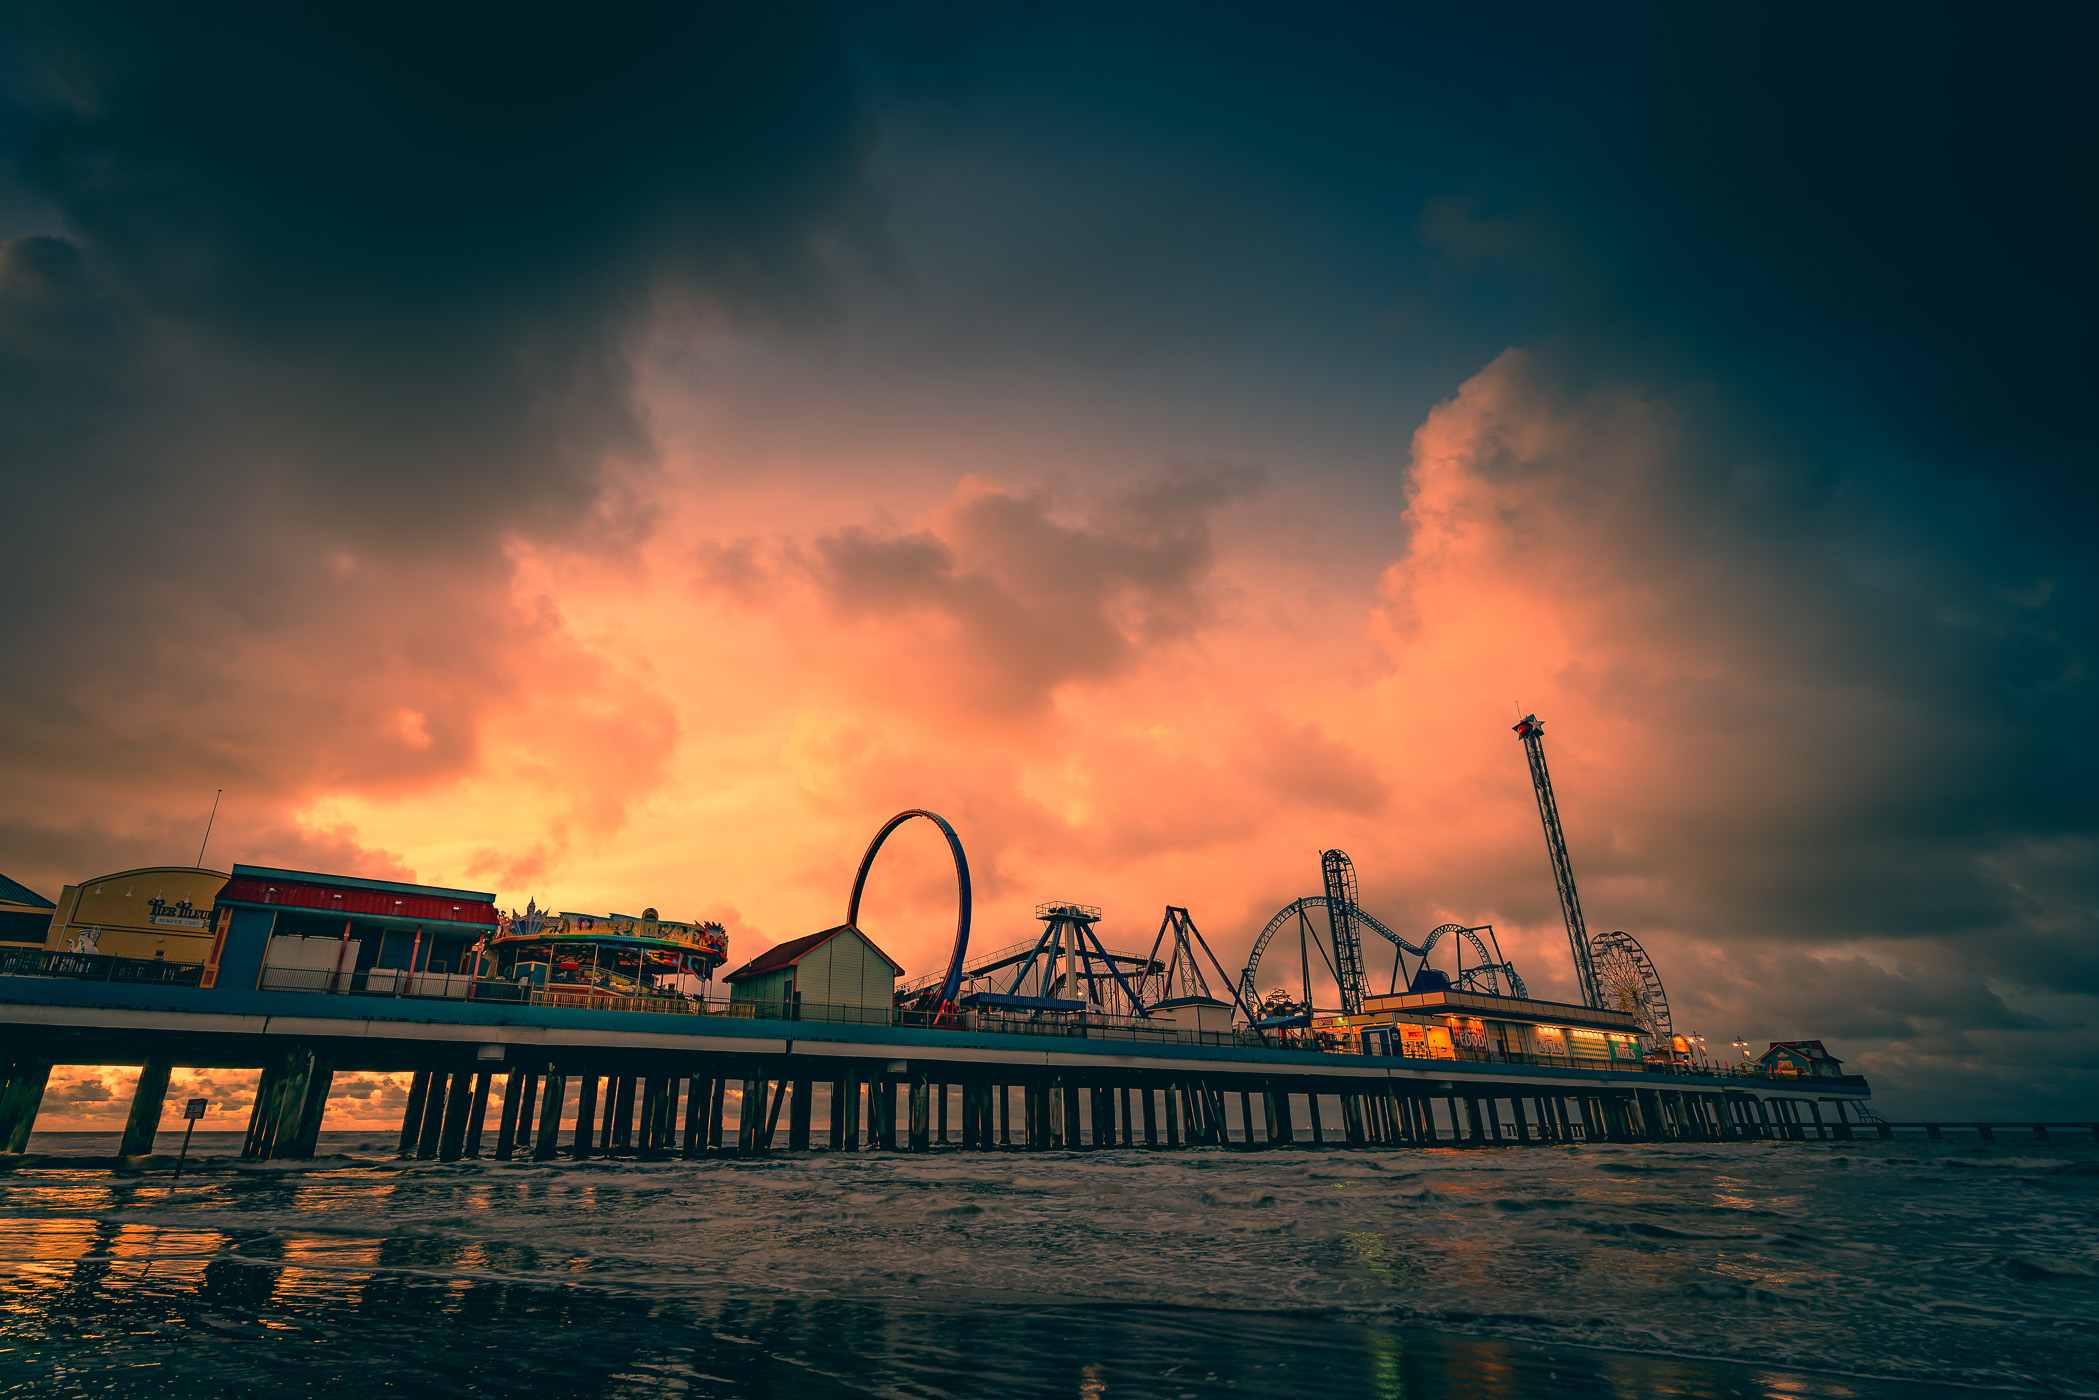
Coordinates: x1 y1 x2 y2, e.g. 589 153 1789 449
1319 850 1371 1014
1512 714 1605 1010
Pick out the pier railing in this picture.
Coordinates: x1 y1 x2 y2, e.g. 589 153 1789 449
0 948 205 987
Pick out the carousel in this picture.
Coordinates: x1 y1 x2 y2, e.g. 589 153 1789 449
479 901 728 1005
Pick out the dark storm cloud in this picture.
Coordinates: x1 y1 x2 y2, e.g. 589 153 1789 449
2 0 882 534
0 2 891 888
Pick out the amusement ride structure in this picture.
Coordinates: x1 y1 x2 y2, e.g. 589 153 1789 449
1238 849 1525 1025
876 708 1679 1047
1512 714 1674 1042
1137 906 1257 1021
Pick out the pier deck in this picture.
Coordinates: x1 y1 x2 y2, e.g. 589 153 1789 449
2 961 1874 1161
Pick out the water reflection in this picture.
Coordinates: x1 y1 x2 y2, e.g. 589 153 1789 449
0 1228 1996 1399
3 1134 2092 1399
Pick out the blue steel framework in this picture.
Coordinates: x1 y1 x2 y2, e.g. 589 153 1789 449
1142 906 1259 1023
1240 851 1527 1018
1512 714 1606 1010
846 809 972 1016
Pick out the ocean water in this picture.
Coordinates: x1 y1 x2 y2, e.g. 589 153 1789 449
1 1131 2094 1398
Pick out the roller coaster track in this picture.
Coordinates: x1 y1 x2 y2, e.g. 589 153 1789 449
1238 898 1527 1015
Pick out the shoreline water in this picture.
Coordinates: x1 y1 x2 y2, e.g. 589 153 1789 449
3 1133 2093 1397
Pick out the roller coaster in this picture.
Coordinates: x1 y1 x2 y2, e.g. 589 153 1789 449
1237 850 1526 1023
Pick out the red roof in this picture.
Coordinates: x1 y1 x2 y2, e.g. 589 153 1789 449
722 923 903 983
216 875 498 927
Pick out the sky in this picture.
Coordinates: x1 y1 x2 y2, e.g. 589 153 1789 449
3 2 2095 1126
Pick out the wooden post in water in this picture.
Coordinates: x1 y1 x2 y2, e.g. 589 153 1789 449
571 1075 599 1159
415 1070 449 1159
840 1071 861 1151
681 1070 707 1157
118 1059 173 1159
788 1079 813 1150
437 1069 474 1161
600 1076 621 1152
0 1063 52 1154
737 1075 761 1151
513 1070 540 1152
493 1069 522 1160
532 1075 565 1160
398 1069 432 1159
464 1071 492 1158
909 1075 930 1151
609 1076 635 1151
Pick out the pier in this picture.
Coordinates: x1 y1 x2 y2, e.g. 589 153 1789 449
0 804 1893 1165
0 964 1877 1164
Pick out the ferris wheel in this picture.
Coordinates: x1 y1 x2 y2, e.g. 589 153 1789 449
1590 928 1672 1041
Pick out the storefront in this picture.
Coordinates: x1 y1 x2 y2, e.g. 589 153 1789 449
38 865 230 966
1317 987 1649 1064
223 864 500 994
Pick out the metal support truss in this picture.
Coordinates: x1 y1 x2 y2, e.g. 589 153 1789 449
1513 715 1605 1010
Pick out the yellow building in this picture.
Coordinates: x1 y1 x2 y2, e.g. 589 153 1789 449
42 866 230 966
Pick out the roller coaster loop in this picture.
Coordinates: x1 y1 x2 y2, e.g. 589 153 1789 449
846 809 973 1014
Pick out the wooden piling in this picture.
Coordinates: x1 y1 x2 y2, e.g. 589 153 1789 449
513 1070 539 1150
610 1075 635 1151
788 1079 813 1150
464 1071 492 1157
909 1076 930 1151
437 1068 474 1161
415 1070 449 1160
531 1075 565 1160
571 1075 600 1159
0 1063 51 1154
494 1069 522 1159
398 1069 432 1159
680 1070 707 1157
118 1059 173 1158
